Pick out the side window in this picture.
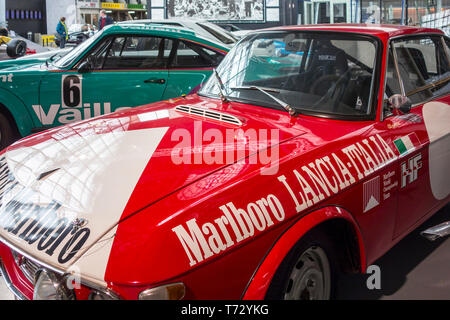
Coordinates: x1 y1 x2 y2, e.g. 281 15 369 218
171 41 224 68
101 36 173 70
84 37 114 70
384 48 402 98
392 36 450 104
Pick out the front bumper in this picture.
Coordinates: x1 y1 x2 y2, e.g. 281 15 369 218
0 242 33 300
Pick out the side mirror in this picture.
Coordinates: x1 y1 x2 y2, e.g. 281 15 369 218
78 61 91 74
388 94 411 115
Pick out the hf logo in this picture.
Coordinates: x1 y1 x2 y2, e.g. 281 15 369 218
401 153 422 188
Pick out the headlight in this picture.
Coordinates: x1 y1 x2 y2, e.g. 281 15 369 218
33 269 74 300
139 282 185 300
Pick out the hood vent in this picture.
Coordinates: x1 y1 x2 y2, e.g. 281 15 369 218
175 105 242 126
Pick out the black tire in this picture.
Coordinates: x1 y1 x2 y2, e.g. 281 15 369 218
0 112 17 150
265 229 339 300
0 28 8 37
6 39 27 58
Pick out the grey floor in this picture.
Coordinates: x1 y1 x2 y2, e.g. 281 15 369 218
0 205 449 300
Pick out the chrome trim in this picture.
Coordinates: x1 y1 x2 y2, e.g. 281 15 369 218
421 221 450 241
175 105 243 126
0 234 65 276
87 287 121 300
0 236 121 300
0 260 27 300
11 251 40 284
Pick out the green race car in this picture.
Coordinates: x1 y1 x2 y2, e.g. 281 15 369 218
0 23 229 148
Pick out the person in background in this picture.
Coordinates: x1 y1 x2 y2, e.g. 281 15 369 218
98 10 114 30
56 17 68 48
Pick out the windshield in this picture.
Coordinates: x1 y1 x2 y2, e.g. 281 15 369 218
197 22 237 44
53 29 105 68
199 31 379 119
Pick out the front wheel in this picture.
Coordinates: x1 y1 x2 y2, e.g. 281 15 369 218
266 230 337 300
0 112 17 150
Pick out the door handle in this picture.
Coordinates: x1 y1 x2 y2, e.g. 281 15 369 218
144 78 166 84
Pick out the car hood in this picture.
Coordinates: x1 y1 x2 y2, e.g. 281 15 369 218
0 59 43 71
0 95 306 274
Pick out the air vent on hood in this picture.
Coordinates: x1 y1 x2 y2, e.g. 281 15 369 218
175 105 242 126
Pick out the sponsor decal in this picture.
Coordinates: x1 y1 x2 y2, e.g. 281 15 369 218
393 133 420 156
120 24 189 34
400 153 422 188
422 101 450 200
0 74 13 83
0 157 91 264
382 170 397 200
174 134 398 266
62 75 82 109
363 176 380 213
32 102 112 125
32 75 116 125
173 194 285 267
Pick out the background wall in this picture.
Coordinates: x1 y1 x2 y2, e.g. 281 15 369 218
5 0 47 36
148 0 284 29
46 0 76 36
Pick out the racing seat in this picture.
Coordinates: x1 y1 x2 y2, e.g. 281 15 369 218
308 41 348 78
307 41 349 96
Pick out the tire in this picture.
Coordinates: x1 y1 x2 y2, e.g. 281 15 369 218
0 112 17 150
6 39 27 58
265 229 339 300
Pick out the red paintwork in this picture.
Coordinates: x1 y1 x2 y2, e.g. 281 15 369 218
0 25 448 300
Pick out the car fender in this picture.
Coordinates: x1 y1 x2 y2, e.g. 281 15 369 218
242 206 366 300
0 87 35 137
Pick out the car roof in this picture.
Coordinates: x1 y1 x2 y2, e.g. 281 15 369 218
109 22 197 36
122 18 208 24
103 23 229 52
262 24 446 38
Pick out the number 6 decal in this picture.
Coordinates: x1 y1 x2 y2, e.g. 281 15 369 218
62 74 82 108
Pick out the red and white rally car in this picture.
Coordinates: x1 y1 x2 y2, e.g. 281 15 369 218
0 24 449 300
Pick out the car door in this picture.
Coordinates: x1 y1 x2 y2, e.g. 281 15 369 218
382 34 450 238
163 39 225 99
37 35 172 127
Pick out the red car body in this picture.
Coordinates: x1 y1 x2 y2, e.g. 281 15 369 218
0 24 449 300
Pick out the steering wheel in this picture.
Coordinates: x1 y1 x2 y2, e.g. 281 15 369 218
310 71 351 110
309 74 341 96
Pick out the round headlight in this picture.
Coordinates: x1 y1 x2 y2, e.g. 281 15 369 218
33 269 74 300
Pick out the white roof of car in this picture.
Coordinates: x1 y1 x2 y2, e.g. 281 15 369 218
118 19 236 46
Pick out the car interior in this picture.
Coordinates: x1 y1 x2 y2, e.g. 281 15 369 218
242 38 375 117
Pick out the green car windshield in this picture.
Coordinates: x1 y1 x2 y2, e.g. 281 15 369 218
199 31 379 120
53 29 106 68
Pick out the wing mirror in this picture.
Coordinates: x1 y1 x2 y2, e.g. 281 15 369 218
388 94 411 115
78 61 91 74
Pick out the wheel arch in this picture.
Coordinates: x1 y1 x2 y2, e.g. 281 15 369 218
0 88 35 138
241 206 366 300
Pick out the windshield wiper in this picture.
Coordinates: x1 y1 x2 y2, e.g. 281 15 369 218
231 86 297 116
213 69 229 103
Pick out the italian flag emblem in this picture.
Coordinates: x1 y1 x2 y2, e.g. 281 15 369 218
393 133 420 155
